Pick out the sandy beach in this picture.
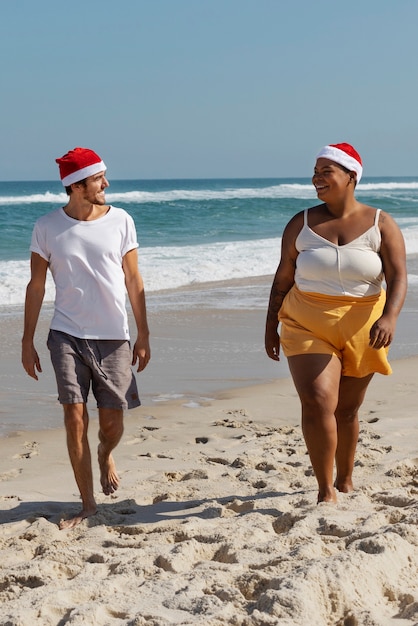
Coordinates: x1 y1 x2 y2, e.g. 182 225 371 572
1 285 417 625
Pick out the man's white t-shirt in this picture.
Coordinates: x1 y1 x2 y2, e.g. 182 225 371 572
30 206 139 339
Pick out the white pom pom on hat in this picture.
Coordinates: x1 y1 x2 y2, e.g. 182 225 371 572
56 147 106 187
316 143 363 183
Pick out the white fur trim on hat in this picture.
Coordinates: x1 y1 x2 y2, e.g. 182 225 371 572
61 161 106 187
316 146 363 183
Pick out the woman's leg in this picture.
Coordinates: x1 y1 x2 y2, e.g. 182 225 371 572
334 373 374 493
288 353 342 503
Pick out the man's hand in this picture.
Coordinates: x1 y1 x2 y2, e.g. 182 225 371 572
22 342 42 380
132 337 151 372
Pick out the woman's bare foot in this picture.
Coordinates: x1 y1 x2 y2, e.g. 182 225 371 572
59 504 97 530
334 479 354 493
98 444 120 495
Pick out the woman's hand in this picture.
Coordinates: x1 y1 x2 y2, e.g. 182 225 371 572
369 314 396 349
265 324 281 361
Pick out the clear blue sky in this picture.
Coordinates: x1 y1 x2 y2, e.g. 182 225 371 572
1 0 417 180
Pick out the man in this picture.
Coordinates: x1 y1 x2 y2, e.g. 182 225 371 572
22 147 151 530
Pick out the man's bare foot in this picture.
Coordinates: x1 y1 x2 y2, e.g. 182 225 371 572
317 486 337 504
59 505 97 530
98 444 120 495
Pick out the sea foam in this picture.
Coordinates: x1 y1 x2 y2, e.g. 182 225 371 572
2 180 418 206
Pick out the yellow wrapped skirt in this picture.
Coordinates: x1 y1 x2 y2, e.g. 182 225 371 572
278 286 391 377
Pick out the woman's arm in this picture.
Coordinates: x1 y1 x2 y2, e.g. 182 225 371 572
265 214 302 361
370 211 408 349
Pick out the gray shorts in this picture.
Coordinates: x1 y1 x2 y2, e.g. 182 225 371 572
47 330 141 410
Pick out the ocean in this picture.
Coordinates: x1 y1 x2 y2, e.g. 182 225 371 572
1 177 418 311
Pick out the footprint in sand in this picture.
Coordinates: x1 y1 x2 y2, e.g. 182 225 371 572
213 411 253 430
12 441 39 459
206 457 230 465
0 468 22 481
224 499 255 513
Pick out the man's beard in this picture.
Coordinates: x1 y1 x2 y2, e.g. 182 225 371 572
85 190 106 205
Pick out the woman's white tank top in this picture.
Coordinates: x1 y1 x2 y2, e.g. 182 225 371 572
294 208 383 297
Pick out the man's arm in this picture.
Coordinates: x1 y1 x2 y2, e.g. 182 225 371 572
122 248 151 372
22 252 49 380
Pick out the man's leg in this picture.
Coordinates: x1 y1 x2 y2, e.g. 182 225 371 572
60 402 97 530
97 407 124 495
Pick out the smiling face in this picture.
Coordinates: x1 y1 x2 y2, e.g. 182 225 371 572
312 157 354 202
76 171 109 205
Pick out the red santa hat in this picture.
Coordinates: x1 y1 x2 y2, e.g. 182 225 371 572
56 147 106 186
316 143 363 183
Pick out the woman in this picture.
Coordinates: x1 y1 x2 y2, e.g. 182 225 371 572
265 143 407 503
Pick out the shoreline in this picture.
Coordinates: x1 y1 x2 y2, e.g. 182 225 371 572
1 351 416 438
1 273 418 436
